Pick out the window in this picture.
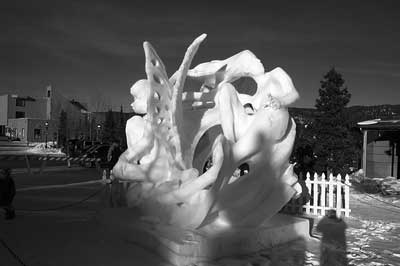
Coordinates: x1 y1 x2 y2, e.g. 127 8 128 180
34 129 41 140
15 111 25 118
5 127 12 137
16 98 25 107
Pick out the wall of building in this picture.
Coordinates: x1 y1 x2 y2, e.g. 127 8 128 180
0 95 8 126
47 86 90 140
23 98 48 119
7 118 58 143
0 94 48 122
14 98 47 119
91 111 134 142
2 87 94 143
27 119 58 144
7 118 28 142
367 140 398 178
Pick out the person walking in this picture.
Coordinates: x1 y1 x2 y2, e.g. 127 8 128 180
106 140 123 207
0 168 16 220
107 140 122 171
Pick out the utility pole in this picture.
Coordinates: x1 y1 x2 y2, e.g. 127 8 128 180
45 121 49 148
89 113 92 142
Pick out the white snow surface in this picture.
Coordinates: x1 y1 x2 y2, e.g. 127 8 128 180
26 142 64 155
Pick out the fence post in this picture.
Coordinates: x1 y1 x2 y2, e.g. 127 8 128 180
305 172 311 215
328 173 334 209
321 173 326 216
344 174 351 217
285 172 351 218
313 173 319 215
336 174 342 217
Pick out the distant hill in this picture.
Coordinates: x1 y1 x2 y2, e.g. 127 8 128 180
289 104 400 127
346 104 400 123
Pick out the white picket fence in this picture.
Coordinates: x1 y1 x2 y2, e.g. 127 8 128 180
284 172 352 217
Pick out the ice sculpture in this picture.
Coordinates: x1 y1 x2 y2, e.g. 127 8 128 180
112 34 302 232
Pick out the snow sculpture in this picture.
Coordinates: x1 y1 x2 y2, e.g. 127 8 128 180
112 34 302 232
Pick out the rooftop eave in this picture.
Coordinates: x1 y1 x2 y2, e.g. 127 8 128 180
358 119 400 130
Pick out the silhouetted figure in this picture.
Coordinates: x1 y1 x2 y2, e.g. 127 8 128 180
107 140 123 207
316 209 348 266
0 168 16 220
107 140 122 170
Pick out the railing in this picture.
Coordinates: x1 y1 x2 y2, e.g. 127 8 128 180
284 172 351 217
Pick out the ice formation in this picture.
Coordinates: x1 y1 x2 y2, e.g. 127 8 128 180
112 34 302 231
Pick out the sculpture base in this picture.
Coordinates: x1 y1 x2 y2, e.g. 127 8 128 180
97 208 310 266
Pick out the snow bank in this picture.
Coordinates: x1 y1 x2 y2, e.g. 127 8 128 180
350 169 400 195
27 142 65 155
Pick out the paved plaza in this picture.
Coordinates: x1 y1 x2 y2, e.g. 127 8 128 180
1 167 399 266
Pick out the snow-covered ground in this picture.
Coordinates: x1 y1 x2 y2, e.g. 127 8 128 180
346 217 400 266
0 141 65 156
1 169 400 266
26 142 64 155
345 190 400 266
242 188 400 266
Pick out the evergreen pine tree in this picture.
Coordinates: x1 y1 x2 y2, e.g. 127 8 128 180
119 105 127 148
291 121 315 175
102 109 116 143
58 109 67 148
90 117 96 142
311 68 358 175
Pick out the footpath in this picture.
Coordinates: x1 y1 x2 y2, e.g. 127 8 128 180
0 168 168 266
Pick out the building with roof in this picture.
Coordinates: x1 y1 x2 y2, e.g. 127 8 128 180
358 119 400 179
0 85 91 143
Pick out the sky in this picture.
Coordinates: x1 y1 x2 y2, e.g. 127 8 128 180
2 0 400 111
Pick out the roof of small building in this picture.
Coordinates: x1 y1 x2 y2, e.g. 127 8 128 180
70 99 88 111
357 119 400 130
7 94 36 101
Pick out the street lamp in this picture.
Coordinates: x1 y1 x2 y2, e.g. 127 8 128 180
45 121 49 148
96 124 101 142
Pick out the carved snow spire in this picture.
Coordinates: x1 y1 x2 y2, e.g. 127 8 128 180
142 34 207 169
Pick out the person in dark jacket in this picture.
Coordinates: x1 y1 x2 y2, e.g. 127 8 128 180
107 140 122 170
0 168 16 220
106 140 123 207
